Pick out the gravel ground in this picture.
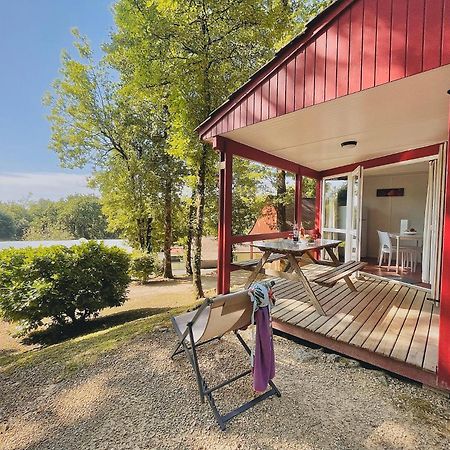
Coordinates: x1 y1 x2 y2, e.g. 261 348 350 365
1 328 449 450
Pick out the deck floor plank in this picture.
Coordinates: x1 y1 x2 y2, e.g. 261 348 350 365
358 286 410 351
279 282 350 323
390 291 426 361
326 281 395 340
307 281 383 333
257 268 438 376
339 282 402 344
423 303 439 372
375 288 418 357
291 280 369 328
406 299 433 368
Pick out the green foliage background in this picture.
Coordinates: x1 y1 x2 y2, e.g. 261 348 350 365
0 195 115 241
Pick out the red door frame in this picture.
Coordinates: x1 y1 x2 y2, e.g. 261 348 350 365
438 100 450 390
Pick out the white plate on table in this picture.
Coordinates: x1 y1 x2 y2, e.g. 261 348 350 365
402 231 417 235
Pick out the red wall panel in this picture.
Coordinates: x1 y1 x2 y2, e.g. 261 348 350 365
406 0 425 76
314 32 327 103
361 0 377 90
375 0 392 85
254 85 262 123
443 0 450 64
304 43 316 107
201 0 450 140
423 0 443 70
325 21 338 100
286 58 296 114
246 93 254 126
390 0 408 81
261 80 270 121
277 65 287 115
348 0 363 93
294 51 305 110
337 11 350 98
269 73 278 119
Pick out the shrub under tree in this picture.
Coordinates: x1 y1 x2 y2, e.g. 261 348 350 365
0 241 130 331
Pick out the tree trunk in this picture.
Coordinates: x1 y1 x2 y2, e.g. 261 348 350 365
276 170 288 231
185 199 195 276
192 143 209 299
163 178 174 278
133 211 153 254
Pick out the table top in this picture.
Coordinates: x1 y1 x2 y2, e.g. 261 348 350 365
389 232 423 240
251 238 341 256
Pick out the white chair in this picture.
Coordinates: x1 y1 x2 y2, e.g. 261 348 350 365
377 231 417 272
401 246 421 273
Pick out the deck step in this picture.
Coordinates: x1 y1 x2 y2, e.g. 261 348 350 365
312 261 367 287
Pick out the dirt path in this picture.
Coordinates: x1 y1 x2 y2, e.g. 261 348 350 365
1 328 449 450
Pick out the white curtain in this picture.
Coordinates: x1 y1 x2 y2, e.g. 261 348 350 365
422 144 447 300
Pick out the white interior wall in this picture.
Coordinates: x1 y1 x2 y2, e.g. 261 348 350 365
363 172 428 258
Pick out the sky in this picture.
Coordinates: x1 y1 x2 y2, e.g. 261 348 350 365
0 0 115 201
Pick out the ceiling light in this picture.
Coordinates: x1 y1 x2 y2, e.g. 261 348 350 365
341 140 358 149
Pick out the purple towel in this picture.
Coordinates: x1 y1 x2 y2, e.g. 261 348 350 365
252 307 275 392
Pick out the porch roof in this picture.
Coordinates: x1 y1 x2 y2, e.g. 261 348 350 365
198 0 450 172
218 66 450 172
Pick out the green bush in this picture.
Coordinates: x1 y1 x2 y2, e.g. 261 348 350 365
0 241 131 331
129 252 160 283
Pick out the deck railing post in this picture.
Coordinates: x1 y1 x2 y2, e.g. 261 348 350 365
215 138 232 294
438 101 450 390
315 178 321 232
295 173 302 225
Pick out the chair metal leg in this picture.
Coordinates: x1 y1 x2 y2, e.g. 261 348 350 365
188 325 205 403
171 323 281 431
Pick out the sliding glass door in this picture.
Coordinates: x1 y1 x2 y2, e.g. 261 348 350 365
322 167 363 262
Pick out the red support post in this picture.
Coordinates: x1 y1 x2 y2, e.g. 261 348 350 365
295 173 303 225
216 139 233 294
315 178 322 232
438 103 450 390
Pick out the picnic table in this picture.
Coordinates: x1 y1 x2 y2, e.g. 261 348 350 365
245 239 366 316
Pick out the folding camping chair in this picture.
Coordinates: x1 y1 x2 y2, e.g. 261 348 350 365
170 290 281 430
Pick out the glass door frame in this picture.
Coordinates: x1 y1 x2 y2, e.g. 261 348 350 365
321 166 364 262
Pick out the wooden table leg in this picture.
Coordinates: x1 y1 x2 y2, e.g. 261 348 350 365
244 251 271 289
286 254 326 315
324 247 357 292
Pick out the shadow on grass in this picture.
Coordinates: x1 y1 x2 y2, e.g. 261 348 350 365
22 307 171 347
0 348 18 358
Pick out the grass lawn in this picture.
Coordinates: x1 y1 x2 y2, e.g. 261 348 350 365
0 303 198 379
0 269 250 370
0 274 211 369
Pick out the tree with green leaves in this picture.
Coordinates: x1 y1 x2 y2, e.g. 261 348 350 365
109 0 301 297
0 211 16 241
45 30 183 276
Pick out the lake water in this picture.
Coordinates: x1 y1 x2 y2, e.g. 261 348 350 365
0 239 132 251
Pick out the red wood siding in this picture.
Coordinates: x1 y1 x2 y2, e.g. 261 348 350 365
200 0 450 140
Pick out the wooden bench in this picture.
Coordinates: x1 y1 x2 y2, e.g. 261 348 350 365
312 261 367 291
232 253 286 272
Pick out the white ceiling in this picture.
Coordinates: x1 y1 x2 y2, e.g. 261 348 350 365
365 160 430 177
222 65 450 171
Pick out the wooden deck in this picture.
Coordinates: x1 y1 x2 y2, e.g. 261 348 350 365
270 264 439 385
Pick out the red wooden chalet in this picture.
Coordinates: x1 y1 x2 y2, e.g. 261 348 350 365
197 0 450 392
